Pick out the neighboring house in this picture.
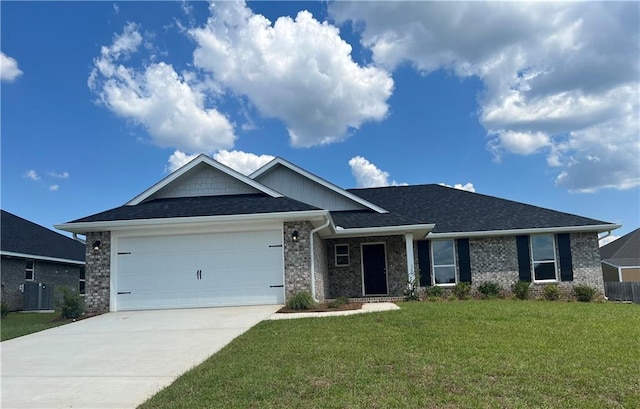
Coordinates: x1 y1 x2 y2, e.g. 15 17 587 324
1 210 86 311
600 228 640 282
55 155 619 314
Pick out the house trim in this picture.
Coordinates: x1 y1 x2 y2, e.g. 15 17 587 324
126 154 283 206
329 223 436 239
251 157 389 214
0 250 85 266
427 224 620 239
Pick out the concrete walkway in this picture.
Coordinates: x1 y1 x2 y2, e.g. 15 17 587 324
1 305 280 409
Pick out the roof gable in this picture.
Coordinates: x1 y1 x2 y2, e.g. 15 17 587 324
128 154 282 205
251 157 387 213
1 210 85 262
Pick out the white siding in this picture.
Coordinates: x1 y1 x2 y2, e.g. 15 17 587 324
255 166 367 211
150 163 260 200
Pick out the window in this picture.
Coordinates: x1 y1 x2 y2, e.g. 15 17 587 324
25 259 35 281
431 240 457 285
531 234 557 281
79 267 86 295
335 244 350 266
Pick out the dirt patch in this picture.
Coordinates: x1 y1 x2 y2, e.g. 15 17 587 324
277 302 364 314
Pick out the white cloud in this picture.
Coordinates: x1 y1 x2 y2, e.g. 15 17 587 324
348 156 404 188
49 171 70 179
166 149 274 175
213 150 274 175
23 170 40 181
190 1 393 147
330 2 640 192
1 52 23 82
49 184 60 191
89 23 236 153
438 182 476 193
599 234 620 247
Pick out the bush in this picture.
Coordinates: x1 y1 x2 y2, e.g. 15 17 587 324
426 286 444 298
328 296 349 309
453 282 472 300
512 280 531 300
286 291 317 310
478 281 502 299
543 284 562 301
404 271 421 301
574 284 597 302
59 287 84 319
1 302 9 319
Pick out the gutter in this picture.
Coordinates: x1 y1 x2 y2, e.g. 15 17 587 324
427 224 621 239
72 233 86 244
309 218 331 302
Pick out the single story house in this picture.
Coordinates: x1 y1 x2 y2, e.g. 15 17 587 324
600 228 640 282
56 155 619 313
1 210 86 311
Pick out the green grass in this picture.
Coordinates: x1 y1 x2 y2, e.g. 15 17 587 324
140 301 640 409
1 310 67 341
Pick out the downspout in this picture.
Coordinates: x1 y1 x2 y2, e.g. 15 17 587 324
72 233 86 244
309 218 331 302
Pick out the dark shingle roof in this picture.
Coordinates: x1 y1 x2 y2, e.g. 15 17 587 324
347 184 612 233
70 194 320 223
599 228 640 266
1 210 85 262
330 210 422 229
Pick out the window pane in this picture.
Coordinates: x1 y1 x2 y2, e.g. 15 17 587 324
336 255 349 266
434 266 456 284
534 262 556 280
25 260 34 270
531 235 555 261
25 270 34 280
79 267 86 280
79 281 86 295
432 241 455 265
336 245 348 255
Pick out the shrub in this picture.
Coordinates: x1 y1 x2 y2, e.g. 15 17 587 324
328 296 349 309
286 291 317 310
404 271 421 301
453 282 472 300
574 284 597 302
1 302 9 319
478 281 502 299
426 286 444 298
543 284 562 301
59 287 84 319
512 280 531 300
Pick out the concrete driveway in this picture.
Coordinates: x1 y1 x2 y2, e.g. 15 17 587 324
1 305 280 409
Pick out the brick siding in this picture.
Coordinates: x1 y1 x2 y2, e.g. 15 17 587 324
85 232 111 314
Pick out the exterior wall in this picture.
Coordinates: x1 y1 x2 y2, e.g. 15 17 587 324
326 235 407 298
313 231 329 302
151 164 258 200
622 268 640 282
1 256 82 311
255 166 367 211
85 232 111 314
283 221 314 300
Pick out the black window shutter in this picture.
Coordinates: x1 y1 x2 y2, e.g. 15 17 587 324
457 238 472 283
557 233 573 281
516 235 532 282
417 240 431 286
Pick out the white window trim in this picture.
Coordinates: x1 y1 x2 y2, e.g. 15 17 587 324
530 234 559 283
334 244 350 267
25 259 35 281
431 240 457 286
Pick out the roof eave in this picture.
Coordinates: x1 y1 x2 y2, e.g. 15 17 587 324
55 210 330 234
326 223 436 239
0 250 85 265
427 224 621 239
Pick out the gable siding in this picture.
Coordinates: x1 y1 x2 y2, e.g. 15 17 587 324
256 166 367 211
150 164 259 200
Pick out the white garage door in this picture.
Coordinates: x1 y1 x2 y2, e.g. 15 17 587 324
114 230 284 311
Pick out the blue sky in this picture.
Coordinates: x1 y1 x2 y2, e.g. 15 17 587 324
2 1 638 244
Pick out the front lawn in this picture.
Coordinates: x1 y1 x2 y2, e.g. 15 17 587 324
0 311 67 341
140 301 640 409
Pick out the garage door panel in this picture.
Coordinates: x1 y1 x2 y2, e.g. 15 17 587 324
115 230 284 311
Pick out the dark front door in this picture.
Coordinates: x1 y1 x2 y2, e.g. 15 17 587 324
362 243 388 295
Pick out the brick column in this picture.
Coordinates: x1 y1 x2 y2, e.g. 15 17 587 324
85 232 111 314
